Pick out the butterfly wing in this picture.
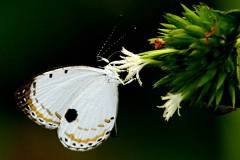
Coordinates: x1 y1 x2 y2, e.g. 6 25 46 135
57 74 119 151
16 66 112 129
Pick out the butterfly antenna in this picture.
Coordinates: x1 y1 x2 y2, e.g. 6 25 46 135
97 15 123 62
103 26 137 60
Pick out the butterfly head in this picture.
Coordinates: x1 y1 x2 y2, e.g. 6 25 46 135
103 64 124 84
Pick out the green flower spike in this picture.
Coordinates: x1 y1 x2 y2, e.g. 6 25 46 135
110 4 240 121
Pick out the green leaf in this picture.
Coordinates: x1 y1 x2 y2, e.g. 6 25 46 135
189 42 207 51
195 4 215 24
153 75 170 88
184 25 205 38
215 87 224 106
140 48 178 58
165 38 191 46
165 13 191 28
198 38 219 47
208 92 215 106
181 4 202 24
216 71 227 90
197 69 217 88
226 56 235 73
188 50 201 56
228 81 236 107
196 82 211 104
236 38 240 90
160 23 177 29
180 83 196 101
158 28 171 33
168 29 186 36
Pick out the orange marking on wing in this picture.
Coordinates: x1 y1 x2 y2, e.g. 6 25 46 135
34 100 53 117
65 130 106 143
98 124 105 128
104 119 110 123
41 104 46 109
77 127 93 131
55 112 62 119
26 99 60 125
46 108 53 116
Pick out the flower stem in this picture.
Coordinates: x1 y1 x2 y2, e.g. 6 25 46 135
140 48 179 59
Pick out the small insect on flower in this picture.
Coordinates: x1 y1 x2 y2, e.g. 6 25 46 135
157 93 183 121
109 47 148 86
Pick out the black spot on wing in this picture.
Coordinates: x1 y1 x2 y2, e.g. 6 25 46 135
110 117 114 120
33 82 36 88
65 109 78 123
88 143 93 146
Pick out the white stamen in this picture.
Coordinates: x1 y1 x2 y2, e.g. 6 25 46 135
157 93 183 121
108 47 148 86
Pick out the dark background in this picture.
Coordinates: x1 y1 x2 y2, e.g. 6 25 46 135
1 0 240 160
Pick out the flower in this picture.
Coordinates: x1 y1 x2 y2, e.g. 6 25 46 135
157 93 182 121
109 47 148 85
148 38 166 49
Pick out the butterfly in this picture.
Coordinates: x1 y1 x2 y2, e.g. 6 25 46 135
15 65 121 151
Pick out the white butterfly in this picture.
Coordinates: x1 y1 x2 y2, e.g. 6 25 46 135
16 65 121 151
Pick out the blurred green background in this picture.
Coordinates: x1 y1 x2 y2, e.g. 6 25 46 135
1 0 240 160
